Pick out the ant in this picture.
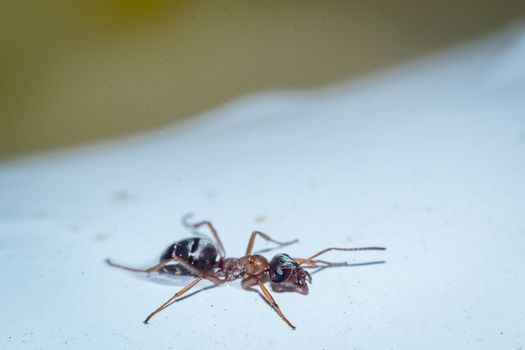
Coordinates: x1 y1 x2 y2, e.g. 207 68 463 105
106 217 386 329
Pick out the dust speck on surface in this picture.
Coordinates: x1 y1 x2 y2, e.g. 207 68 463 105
203 190 219 198
69 224 81 233
94 233 110 242
111 190 139 203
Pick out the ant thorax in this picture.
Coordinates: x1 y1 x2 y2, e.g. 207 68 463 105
220 255 272 281
220 257 244 280
239 255 269 277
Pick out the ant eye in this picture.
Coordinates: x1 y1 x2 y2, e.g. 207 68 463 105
269 254 296 283
272 267 292 282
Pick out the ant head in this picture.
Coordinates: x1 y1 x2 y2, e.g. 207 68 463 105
269 253 311 294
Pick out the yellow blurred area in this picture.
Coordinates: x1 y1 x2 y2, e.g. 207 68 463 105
1 0 525 159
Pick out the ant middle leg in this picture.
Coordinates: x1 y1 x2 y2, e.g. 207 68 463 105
245 231 299 256
143 259 228 324
143 277 204 324
105 259 172 273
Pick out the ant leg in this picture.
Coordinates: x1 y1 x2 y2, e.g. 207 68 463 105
254 279 296 330
298 246 386 266
172 256 226 285
240 276 258 289
105 259 171 273
241 277 275 308
144 277 204 324
245 231 299 256
241 277 296 329
191 221 226 258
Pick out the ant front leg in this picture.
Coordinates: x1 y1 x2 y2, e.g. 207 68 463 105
245 231 299 256
241 276 296 330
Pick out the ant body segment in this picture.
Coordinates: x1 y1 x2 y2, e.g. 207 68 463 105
106 218 385 329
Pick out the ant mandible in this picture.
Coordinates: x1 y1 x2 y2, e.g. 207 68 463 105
106 217 386 330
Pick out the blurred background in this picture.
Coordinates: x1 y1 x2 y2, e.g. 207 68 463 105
2 0 525 160
2 2 525 348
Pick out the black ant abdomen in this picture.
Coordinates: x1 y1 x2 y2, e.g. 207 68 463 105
160 237 219 273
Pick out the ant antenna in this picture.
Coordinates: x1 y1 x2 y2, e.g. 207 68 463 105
181 212 195 229
181 213 206 237
299 247 386 265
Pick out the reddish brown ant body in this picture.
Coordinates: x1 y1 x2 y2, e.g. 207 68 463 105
106 217 385 329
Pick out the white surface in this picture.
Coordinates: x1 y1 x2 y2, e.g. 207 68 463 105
2 25 525 349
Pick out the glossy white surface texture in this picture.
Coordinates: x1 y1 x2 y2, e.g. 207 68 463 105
1 25 525 349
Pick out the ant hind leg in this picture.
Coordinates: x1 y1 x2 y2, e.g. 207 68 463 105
188 219 226 258
105 259 172 273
